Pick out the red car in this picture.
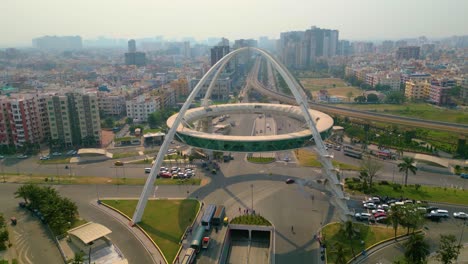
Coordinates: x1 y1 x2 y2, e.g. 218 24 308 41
158 172 172 178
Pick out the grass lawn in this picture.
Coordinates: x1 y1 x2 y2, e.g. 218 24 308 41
299 78 364 100
323 222 405 263
38 157 71 164
101 199 199 263
144 128 161 133
339 103 468 124
143 149 159 155
128 159 153 164
114 136 136 142
296 149 360 170
1 174 201 186
352 183 468 206
247 157 275 163
112 152 139 159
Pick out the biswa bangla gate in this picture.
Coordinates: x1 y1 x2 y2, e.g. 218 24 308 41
131 47 351 224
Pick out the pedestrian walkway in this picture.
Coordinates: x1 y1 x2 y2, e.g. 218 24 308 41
91 201 166 264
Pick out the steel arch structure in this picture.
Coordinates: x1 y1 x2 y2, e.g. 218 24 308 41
132 47 350 223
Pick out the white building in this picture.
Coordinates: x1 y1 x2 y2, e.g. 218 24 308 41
376 74 401 91
98 93 126 116
126 94 160 122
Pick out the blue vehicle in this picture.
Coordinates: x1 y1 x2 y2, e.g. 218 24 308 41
201 204 216 231
461 173 468 179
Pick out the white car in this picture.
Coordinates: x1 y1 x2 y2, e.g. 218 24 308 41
355 212 372 221
52 152 62 156
363 202 376 209
378 204 389 211
17 154 28 159
453 212 468 219
39 155 50 160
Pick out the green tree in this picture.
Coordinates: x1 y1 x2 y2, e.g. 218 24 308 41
14 183 40 203
332 242 347 264
72 252 84 264
400 205 425 234
398 157 418 186
354 95 366 103
342 220 356 257
346 91 354 102
346 126 363 143
147 112 159 129
387 205 403 239
103 117 114 128
125 117 133 125
366 93 379 103
359 157 383 190
436 234 461 264
403 233 430 264
385 91 406 104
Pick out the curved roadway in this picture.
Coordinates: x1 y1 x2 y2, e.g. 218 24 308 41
166 103 334 152
248 69 468 135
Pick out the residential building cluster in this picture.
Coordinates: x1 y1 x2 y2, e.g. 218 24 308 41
278 26 339 69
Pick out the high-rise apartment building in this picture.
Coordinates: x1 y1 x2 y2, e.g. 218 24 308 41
278 26 339 69
46 91 101 147
128 39 137 53
396 46 420 60
32 36 82 51
0 94 44 147
125 39 146 66
210 46 230 66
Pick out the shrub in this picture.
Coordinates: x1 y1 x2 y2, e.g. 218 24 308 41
379 180 390 185
392 183 402 191
415 184 421 191
352 177 361 182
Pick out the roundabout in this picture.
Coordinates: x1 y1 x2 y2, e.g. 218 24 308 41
167 103 334 152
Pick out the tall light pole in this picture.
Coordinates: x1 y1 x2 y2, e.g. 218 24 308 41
250 184 254 212
459 219 466 247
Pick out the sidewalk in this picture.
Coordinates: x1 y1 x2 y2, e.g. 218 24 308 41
352 235 411 264
91 201 166 264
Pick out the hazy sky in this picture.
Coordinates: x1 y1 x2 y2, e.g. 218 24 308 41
2 0 467 46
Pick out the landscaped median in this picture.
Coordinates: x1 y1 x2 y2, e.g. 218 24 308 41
0 174 201 185
322 222 405 264
101 199 200 263
346 179 468 206
296 149 360 170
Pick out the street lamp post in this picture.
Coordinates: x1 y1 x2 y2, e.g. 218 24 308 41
459 219 466 247
250 184 254 212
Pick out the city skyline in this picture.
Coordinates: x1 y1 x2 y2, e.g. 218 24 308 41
2 0 468 47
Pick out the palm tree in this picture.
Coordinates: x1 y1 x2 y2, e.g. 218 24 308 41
342 220 356 257
387 205 403 239
333 242 347 264
398 157 417 186
404 233 430 264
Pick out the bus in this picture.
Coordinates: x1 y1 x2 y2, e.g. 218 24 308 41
181 247 196 264
201 204 216 231
343 145 363 159
212 205 225 226
190 226 205 253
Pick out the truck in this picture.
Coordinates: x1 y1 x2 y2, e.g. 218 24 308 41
212 205 226 226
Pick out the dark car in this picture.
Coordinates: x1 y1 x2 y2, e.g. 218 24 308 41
426 206 439 214
285 178 295 184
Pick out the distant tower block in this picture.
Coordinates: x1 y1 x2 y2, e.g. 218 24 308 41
128 39 136 53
